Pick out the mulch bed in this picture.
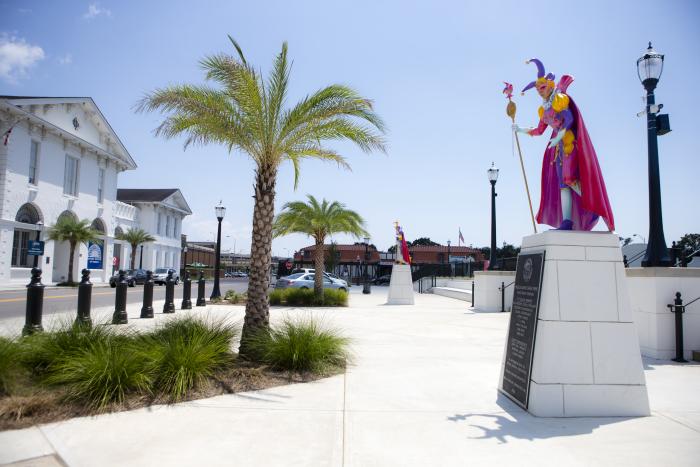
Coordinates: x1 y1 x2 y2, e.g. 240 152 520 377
0 365 339 431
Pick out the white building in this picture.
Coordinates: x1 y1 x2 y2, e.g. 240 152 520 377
0 96 191 286
114 189 191 272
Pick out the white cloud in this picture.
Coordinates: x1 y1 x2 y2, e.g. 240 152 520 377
57 53 72 65
0 34 45 84
83 3 111 20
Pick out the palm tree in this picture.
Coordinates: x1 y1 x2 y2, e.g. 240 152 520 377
47 218 100 284
273 195 368 298
136 37 385 357
116 228 155 270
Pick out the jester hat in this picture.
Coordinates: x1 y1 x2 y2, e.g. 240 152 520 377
521 58 556 95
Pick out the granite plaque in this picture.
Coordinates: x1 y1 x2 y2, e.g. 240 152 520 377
501 251 545 409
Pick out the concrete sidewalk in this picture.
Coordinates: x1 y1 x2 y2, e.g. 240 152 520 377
1 289 699 466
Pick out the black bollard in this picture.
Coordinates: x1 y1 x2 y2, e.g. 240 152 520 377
76 269 93 328
23 268 45 335
140 270 154 318
163 270 175 313
196 271 206 307
112 270 128 324
667 292 687 363
471 281 475 307
181 271 192 310
501 281 505 313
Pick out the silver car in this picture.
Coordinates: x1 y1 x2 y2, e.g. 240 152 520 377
153 267 180 285
275 273 347 292
289 269 349 288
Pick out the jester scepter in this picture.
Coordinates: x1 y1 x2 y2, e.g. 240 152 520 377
509 58 615 231
503 82 537 233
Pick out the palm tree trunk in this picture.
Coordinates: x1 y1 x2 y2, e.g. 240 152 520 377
239 164 277 359
68 241 76 283
130 243 137 270
313 238 324 299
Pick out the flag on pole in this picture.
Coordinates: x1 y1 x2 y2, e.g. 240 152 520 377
458 228 465 246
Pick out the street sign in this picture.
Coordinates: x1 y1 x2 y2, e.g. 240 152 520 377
27 240 44 256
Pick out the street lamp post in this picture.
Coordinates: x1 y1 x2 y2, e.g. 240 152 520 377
210 201 226 300
637 42 671 267
447 240 452 277
139 244 144 269
363 236 371 294
487 162 499 270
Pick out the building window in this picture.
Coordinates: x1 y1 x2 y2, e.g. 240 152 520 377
165 215 171 238
11 230 32 267
155 250 161 267
29 140 39 185
157 212 162 235
63 155 79 196
97 168 105 203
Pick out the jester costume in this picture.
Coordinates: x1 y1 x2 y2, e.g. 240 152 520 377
516 59 614 231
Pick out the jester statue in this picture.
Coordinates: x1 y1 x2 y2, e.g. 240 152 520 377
394 222 411 265
513 59 615 231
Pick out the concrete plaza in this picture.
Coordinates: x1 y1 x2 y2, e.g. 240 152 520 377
1 288 699 466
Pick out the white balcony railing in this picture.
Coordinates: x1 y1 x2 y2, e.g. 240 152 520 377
114 201 137 221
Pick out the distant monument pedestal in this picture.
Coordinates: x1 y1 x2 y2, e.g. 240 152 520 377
499 231 650 417
387 264 414 305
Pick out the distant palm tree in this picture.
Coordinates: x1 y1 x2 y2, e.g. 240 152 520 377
47 218 100 284
116 228 155 270
273 195 368 298
136 36 385 357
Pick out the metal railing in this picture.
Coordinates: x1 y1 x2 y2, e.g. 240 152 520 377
666 291 699 363
418 275 436 294
498 281 515 312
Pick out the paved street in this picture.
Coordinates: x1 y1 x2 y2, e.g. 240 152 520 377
0 278 250 320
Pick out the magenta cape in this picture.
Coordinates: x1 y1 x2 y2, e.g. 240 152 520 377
536 95 615 231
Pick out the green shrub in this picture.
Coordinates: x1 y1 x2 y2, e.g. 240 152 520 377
224 290 246 304
0 337 24 395
268 288 348 307
143 316 237 400
44 337 152 409
248 316 350 374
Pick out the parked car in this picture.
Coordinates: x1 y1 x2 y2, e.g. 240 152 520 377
109 269 148 287
373 275 391 285
153 268 180 285
288 269 348 288
274 273 347 292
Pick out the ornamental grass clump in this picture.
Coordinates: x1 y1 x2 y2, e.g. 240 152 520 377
144 316 238 401
0 337 24 395
20 322 115 376
248 316 350 374
43 336 152 409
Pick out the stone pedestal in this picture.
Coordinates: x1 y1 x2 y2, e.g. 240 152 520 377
500 231 650 417
474 271 516 312
387 264 414 305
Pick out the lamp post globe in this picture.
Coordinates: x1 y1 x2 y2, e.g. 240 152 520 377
487 162 499 270
362 236 371 294
211 201 226 300
637 43 671 267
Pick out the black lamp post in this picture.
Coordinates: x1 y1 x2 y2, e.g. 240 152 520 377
363 236 371 294
637 42 672 267
447 240 452 277
139 244 144 269
210 201 226 299
487 162 499 270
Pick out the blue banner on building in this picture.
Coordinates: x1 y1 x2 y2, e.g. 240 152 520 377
87 241 103 269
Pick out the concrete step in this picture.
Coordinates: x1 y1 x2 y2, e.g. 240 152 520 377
433 287 473 302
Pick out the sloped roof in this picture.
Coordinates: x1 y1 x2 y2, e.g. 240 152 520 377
117 188 179 202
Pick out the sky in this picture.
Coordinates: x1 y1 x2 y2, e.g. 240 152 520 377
1 0 698 256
